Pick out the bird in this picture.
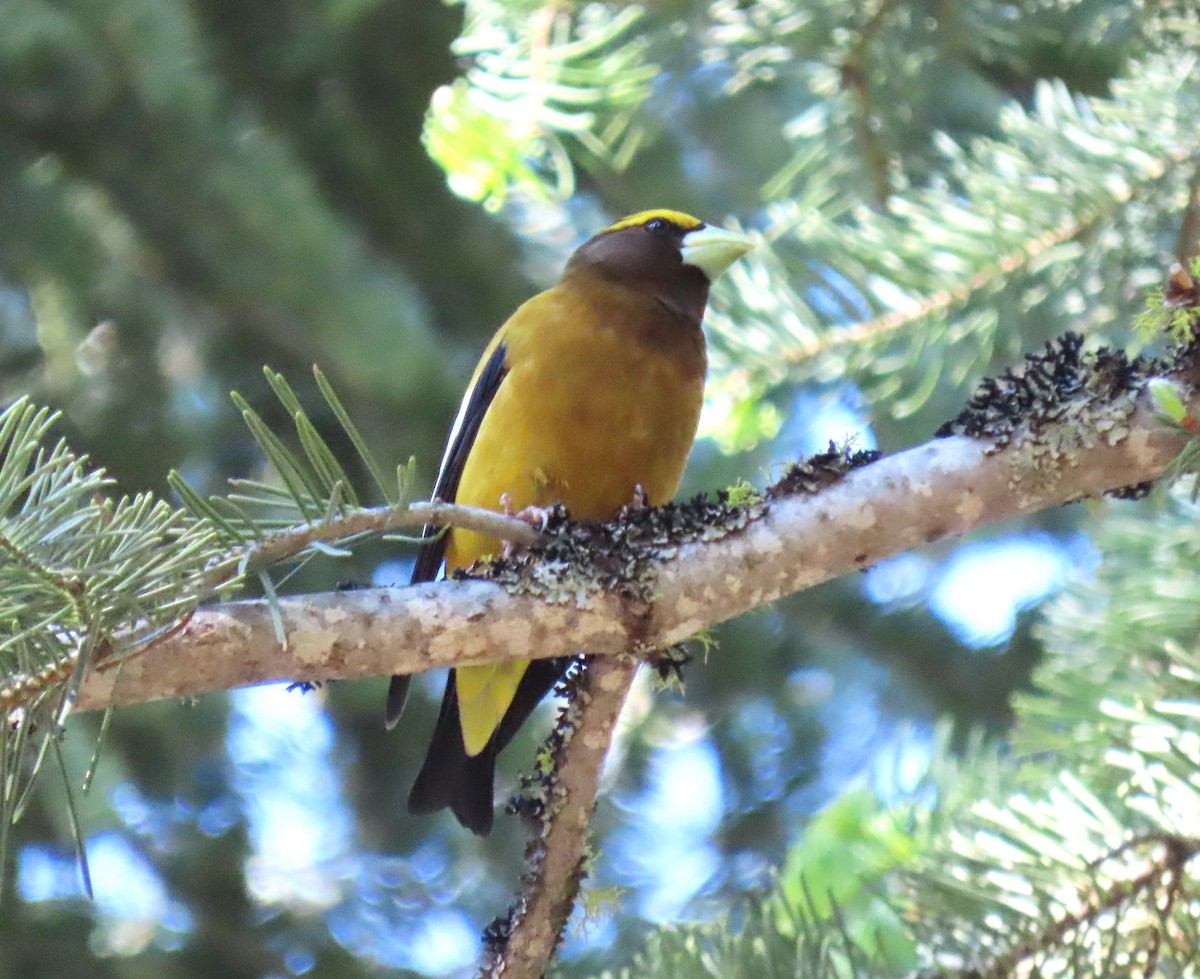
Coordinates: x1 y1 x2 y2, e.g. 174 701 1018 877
386 209 753 834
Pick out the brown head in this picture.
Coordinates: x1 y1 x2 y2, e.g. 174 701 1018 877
564 209 754 325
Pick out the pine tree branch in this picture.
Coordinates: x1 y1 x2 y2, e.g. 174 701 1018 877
0 501 542 715
71 341 1197 713
978 833 1200 979
784 201 1111 366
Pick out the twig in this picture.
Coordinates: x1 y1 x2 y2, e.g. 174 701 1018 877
204 499 542 589
785 204 1107 366
481 655 639 979
774 142 1191 368
840 0 901 206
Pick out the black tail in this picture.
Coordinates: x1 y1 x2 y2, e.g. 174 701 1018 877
408 659 567 835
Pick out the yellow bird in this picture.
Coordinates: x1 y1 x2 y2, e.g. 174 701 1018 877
387 209 753 834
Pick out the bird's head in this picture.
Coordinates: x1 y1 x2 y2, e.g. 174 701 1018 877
565 209 754 324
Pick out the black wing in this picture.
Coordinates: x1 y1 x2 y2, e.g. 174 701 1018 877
385 340 509 728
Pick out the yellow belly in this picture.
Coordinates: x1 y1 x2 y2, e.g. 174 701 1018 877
447 279 706 754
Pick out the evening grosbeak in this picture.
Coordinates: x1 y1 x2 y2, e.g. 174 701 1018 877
386 209 753 834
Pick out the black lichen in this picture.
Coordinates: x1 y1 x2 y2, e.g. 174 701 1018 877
1107 480 1155 500
489 656 596 971
506 656 588 831
937 332 1158 447
648 642 692 688
767 441 881 499
455 490 767 608
480 907 515 968
936 331 1178 500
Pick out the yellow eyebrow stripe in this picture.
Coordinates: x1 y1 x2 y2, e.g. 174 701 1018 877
601 209 704 234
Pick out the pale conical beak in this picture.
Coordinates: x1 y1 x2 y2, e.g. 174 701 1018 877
680 224 755 282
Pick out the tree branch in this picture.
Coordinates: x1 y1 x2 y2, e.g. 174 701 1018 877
481 655 640 979
73 362 1195 714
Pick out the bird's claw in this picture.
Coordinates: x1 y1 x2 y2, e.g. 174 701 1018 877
499 493 552 558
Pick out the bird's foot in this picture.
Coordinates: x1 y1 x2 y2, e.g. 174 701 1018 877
617 483 649 520
499 493 553 558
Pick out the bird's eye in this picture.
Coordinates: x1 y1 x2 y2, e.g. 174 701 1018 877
645 218 670 234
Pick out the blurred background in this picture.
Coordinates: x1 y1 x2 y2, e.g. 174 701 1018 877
1 1 1195 976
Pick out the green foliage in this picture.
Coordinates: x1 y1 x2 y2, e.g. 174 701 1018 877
0 399 218 701
1021 487 1200 796
1147 378 1190 427
604 589 1200 978
1135 256 1200 343
170 366 414 548
722 479 763 508
595 795 920 977
0 398 221 894
424 2 657 209
888 493 1200 976
705 58 1196 443
601 883 892 979
0 368 422 895
774 786 917 968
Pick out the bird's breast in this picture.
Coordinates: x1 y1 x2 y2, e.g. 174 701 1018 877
446 283 706 569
